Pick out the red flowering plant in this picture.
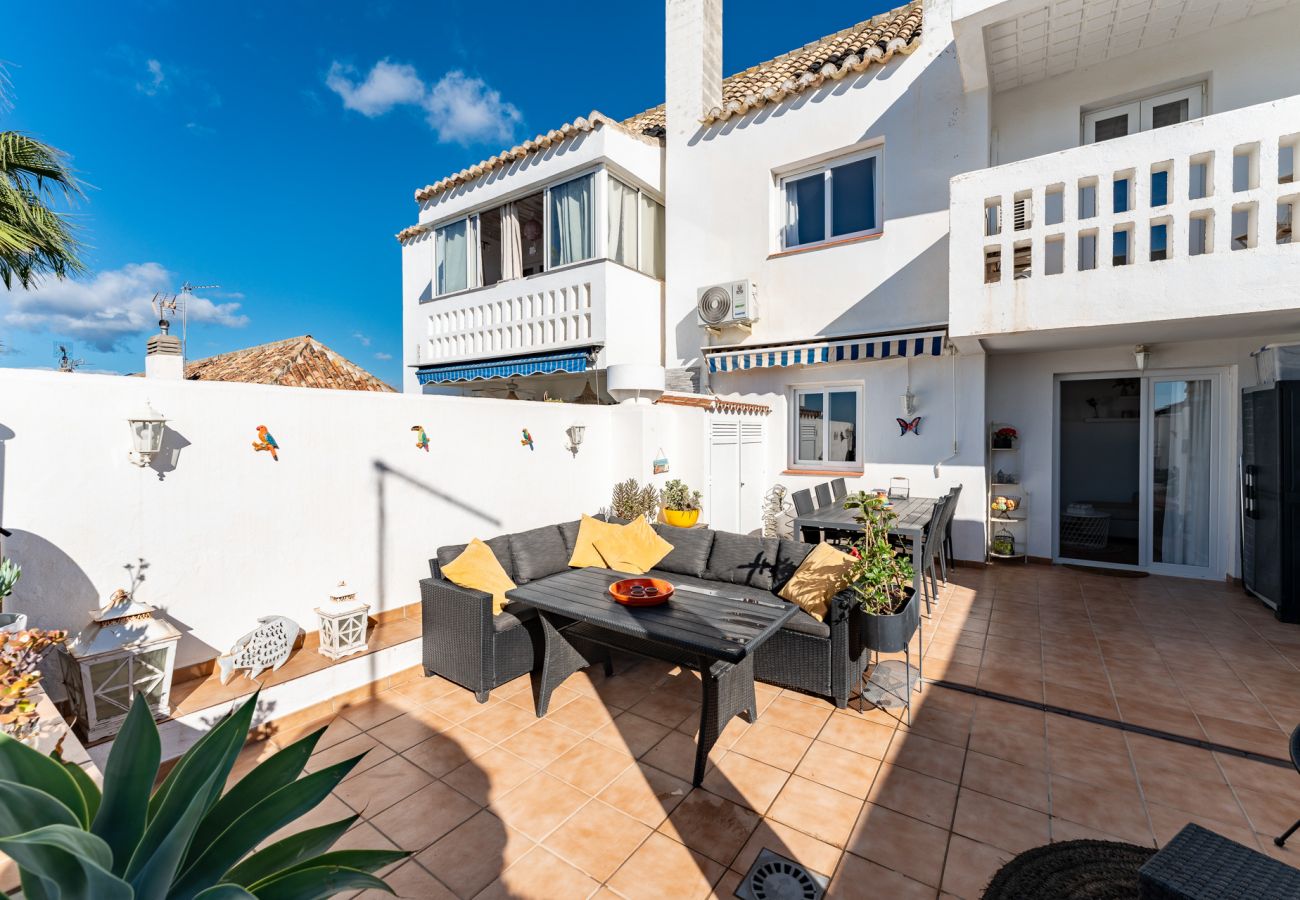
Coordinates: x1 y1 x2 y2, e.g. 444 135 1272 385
841 492 914 616
993 427 1018 440
0 628 67 740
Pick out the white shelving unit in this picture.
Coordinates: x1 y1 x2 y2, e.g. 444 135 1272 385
988 423 1028 563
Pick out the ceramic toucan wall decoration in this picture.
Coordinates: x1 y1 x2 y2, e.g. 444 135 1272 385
252 425 280 460
411 425 429 451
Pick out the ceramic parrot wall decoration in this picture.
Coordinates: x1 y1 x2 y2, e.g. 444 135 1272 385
520 428 534 451
411 425 429 451
253 425 279 460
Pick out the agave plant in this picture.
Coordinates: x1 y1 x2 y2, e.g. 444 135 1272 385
0 690 406 899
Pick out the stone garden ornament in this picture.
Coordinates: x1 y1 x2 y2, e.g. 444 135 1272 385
217 615 302 684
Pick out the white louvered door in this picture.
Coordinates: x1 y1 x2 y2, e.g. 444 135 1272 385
708 418 766 534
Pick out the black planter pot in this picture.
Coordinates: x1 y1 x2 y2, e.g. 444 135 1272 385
860 587 919 654
992 436 1013 449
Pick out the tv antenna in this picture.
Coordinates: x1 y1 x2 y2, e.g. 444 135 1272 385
153 280 220 356
53 342 85 373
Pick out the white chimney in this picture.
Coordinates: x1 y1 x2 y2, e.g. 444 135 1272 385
145 322 184 380
666 0 722 140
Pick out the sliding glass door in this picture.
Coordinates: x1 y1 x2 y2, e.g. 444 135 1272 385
1146 376 1218 576
1056 370 1223 577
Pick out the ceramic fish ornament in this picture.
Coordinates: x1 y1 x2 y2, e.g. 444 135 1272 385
411 425 429 451
253 425 280 460
521 428 534 451
217 616 302 684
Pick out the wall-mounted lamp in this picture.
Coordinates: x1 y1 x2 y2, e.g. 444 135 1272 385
565 424 586 456
1134 344 1152 372
900 389 917 417
128 401 168 467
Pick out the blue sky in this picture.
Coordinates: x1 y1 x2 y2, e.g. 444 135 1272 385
2 0 896 385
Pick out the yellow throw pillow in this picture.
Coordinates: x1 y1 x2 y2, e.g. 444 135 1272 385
593 517 673 575
568 514 624 568
778 543 856 622
442 538 517 616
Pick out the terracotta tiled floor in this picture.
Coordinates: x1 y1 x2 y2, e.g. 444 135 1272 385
239 565 1300 899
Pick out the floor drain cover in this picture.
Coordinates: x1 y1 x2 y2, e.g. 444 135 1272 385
735 849 828 900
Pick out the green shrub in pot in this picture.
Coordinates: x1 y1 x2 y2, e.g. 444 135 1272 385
843 492 918 653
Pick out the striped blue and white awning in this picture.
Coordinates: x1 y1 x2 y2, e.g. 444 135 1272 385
416 347 596 385
706 330 946 374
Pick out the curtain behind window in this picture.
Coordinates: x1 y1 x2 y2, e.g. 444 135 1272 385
639 195 664 279
550 175 593 267
500 202 523 281
607 178 638 268
436 219 469 294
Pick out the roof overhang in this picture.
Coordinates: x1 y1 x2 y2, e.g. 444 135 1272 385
705 328 947 374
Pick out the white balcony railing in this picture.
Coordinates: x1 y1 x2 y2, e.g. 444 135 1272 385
423 264 604 364
950 95 1300 339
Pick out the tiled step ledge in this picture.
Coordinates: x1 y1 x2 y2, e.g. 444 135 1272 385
89 614 425 767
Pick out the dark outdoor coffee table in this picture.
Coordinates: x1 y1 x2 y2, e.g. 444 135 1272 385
506 567 797 786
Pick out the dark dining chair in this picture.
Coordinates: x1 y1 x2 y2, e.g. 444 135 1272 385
792 488 819 543
941 484 963 580
814 482 833 509
831 478 847 502
1276 725 1300 846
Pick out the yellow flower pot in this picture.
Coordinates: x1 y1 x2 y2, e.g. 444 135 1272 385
663 508 700 528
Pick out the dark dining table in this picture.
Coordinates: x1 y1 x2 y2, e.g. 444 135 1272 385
792 494 939 580
506 567 797 786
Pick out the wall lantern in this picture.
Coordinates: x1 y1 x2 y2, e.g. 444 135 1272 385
315 581 370 661
60 589 181 743
900 389 917 417
128 401 169 467
1134 344 1152 372
565 424 586 455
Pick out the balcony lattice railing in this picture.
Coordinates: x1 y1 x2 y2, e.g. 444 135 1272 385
427 278 595 362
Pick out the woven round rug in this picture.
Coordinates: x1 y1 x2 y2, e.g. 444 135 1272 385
982 840 1156 900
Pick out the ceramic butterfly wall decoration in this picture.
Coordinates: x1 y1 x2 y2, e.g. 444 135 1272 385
896 416 922 437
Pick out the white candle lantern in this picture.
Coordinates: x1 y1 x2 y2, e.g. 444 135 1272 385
60 590 181 743
315 581 370 660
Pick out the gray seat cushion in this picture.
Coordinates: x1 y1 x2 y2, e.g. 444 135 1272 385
773 539 816 592
706 532 779 590
508 524 570 584
652 525 715 578
434 535 516 582
492 602 536 633
645 569 830 638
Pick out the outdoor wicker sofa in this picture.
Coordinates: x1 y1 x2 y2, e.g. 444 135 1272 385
420 516 869 707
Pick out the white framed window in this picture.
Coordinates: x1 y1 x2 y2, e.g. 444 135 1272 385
434 216 478 296
607 176 665 279
548 173 595 268
791 385 863 469
1083 83 1204 144
780 147 883 251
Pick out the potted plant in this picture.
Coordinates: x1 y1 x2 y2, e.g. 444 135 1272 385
0 559 22 634
608 478 659 522
991 426 1018 449
0 691 406 897
843 492 917 654
660 479 703 528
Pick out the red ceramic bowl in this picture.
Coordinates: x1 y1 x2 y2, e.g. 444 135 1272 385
608 578 675 606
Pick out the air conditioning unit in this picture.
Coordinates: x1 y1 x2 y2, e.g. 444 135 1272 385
697 280 759 328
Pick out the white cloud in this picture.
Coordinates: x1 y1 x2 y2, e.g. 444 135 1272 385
325 59 425 117
2 262 248 352
374 352 393 361
352 331 372 347
424 71 522 146
137 58 166 96
324 59 521 146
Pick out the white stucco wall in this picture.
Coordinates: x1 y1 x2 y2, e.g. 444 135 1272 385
664 0 987 375
0 369 704 668
989 4 1300 165
985 331 1300 576
711 350 989 562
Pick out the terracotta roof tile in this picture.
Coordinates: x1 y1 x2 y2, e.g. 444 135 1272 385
183 336 395 393
400 2 921 229
624 2 922 134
